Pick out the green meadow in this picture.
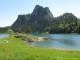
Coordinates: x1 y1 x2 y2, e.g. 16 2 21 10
0 36 80 60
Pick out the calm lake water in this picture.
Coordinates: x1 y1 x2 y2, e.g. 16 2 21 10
0 34 9 39
27 34 80 50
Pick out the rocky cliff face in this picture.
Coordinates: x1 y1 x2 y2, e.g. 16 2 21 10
29 5 53 33
11 5 53 33
32 5 52 16
30 5 53 22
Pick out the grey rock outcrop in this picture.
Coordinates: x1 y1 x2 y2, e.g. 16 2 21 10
11 5 54 33
22 36 34 42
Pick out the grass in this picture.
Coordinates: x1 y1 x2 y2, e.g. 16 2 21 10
0 35 80 60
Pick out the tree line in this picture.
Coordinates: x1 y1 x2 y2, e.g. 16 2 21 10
1 13 80 34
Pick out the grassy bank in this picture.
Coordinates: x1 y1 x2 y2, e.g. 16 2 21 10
0 36 80 60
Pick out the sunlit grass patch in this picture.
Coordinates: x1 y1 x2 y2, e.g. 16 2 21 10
0 36 80 60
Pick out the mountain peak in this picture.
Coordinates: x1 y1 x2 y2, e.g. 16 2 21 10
11 5 54 33
31 5 53 18
35 5 42 9
31 5 43 16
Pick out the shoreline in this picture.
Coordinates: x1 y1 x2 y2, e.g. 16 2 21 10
26 44 80 51
0 35 80 59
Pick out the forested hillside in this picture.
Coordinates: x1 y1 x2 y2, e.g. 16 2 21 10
11 14 31 32
10 5 80 34
0 26 10 33
48 13 80 34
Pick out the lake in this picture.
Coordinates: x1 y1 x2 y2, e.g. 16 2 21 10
27 34 80 51
0 34 9 39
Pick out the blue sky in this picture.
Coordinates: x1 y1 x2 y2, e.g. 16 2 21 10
0 0 80 27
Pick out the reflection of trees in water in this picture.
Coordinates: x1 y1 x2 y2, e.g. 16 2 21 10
53 39 76 46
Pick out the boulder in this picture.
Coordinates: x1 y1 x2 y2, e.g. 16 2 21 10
43 37 50 40
4 40 8 43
